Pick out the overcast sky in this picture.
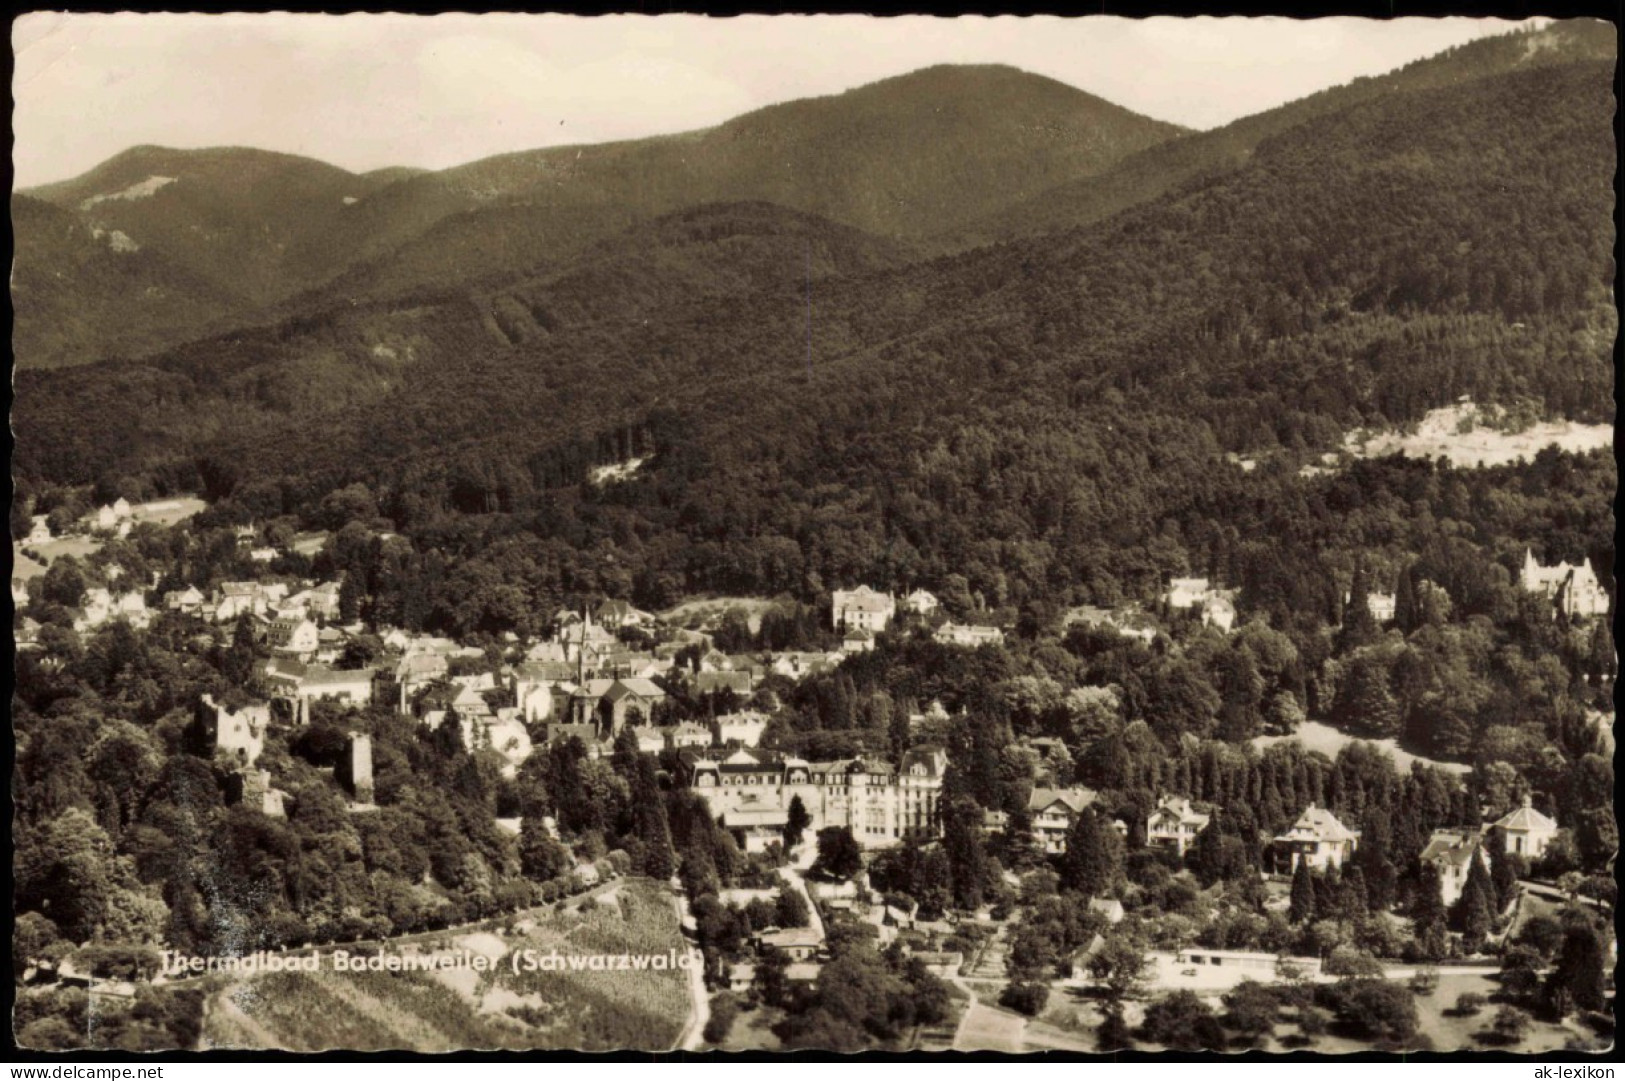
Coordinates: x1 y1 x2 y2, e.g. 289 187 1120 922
13 13 1537 188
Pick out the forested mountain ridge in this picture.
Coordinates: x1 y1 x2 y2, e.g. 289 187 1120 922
24 145 389 305
14 54 1614 627
13 64 1180 369
946 18 1617 249
10 193 252 370
11 200 916 486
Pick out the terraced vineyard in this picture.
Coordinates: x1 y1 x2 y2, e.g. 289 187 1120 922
202 878 691 1051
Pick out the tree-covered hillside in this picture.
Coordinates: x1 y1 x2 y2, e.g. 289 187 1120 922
14 64 1180 369
947 18 1617 249
16 58 1612 596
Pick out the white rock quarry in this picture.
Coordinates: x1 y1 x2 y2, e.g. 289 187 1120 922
79 175 177 211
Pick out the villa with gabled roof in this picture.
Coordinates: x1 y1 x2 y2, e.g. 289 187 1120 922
1272 803 1360 871
1147 794 1211 857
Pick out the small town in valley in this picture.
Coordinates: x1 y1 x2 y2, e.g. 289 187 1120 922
11 497 1617 1052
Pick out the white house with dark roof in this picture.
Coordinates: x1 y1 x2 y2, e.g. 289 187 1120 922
934 621 1005 648
1165 577 1238 632
841 627 875 654
1520 549 1609 620
267 616 320 660
1147 795 1211 857
1271 804 1360 871
1493 795 1560 860
1420 827 1484 906
261 660 375 724
902 589 940 616
594 598 652 629
713 710 771 747
832 586 895 633
1064 605 1158 643
1027 787 1099 853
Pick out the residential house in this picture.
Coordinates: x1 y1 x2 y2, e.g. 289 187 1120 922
841 628 875 654
1493 795 1560 860
713 711 771 748
1027 787 1099 854
661 723 714 751
754 926 823 962
313 625 347 665
594 599 652 630
509 659 572 722
832 586 895 634
267 616 320 661
1165 577 1238 632
695 669 755 697
1089 897 1126 925
1420 827 1484 907
164 586 205 613
80 588 115 629
392 651 449 709
769 651 841 680
901 589 941 616
1147 795 1212 857
1520 549 1610 620
286 582 343 622
87 498 132 533
1165 577 1213 609
727 962 757 994
261 660 376 725
213 581 272 622
601 650 665 680
16 616 42 651
934 621 1004 648
1271 804 1360 871
1064 605 1158 644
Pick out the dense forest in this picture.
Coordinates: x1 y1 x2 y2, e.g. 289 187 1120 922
15 56 1615 623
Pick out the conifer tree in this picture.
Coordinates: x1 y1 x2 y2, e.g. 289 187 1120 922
1545 924 1606 1016
1288 858 1316 924
785 795 812 851
1486 827 1520 911
1061 808 1120 897
1394 564 1420 634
